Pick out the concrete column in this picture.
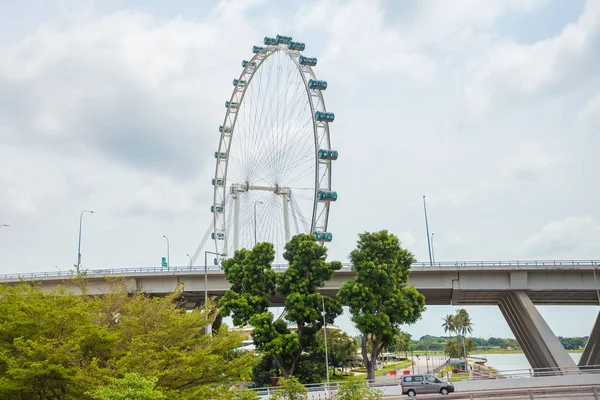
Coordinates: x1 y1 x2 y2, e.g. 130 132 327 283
498 291 578 373
579 311 600 369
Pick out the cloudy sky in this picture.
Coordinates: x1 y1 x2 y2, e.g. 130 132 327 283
1 0 599 340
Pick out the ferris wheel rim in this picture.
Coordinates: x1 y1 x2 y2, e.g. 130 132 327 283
211 38 334 259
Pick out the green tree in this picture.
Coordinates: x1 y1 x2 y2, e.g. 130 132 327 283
334 378 383 400
441 314 456 337
0 281 258 399
317 329 358 375
454 308 474 361
386 331 411 354
219 242 277 327
220 235 342 380
443 338 476 358
271 377 308 400
89 373 166 400
338 231 426 380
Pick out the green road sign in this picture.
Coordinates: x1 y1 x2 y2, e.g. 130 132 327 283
161 257 167 268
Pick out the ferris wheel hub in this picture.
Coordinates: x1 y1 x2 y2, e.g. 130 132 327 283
230 182 291 196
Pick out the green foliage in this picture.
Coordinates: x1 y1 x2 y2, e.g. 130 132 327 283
440 309 474 360
252 355 277 388
89 373 166 400
385 331 411 354
0 281 258 399
221 234 342 379
559 336 588 350
183 385 259 400
338 231 426 380
443 338 477 358
219 243 277 326
271 377 308 400
317 329 358 375
334 378 383 400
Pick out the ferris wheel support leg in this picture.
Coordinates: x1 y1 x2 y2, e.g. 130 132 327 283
290 195 301 236
233 193 241 252
283 193 291 244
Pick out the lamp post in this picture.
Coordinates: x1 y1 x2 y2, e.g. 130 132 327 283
593 264 600 305
186 253 192 267
431 232 436 265
77 210 94 274
0 223 8 228
162 235 170 269
254 201 263 246
204 251 225 335
318 293 330 398
423 196 433 266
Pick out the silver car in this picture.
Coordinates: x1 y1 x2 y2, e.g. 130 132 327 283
401 374 454 396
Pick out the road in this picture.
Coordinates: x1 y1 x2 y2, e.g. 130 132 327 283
395 354 448 376
383 385 600 399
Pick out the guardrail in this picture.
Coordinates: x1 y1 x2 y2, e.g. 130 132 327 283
0 260 598 281
250 365 600 398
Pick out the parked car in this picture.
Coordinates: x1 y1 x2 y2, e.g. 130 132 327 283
401 374 454 396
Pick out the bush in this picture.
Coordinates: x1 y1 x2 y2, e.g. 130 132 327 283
271 377 308 400
334 378 383 400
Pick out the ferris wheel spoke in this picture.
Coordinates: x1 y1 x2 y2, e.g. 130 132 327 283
272 114 313 182
256 114 313 183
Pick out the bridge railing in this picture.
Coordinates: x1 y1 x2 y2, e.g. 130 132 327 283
0 260 598 281
250 364 600 398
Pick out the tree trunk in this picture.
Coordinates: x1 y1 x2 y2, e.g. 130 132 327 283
273 355 289 378
211 313 223 334
361 334 375 380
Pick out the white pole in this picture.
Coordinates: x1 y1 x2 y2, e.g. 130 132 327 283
282 192 291 244
289 195 301 235
321 295 330 398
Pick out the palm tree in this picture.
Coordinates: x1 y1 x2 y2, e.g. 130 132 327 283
441 314 455 336
441 314 457 359
455 309 474 365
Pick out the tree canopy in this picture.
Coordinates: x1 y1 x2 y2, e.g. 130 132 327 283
338 230 426 380
219 234 342 381
441 308 475 359
0 281 258 400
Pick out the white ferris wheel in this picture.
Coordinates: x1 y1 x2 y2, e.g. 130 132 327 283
211 34 338 263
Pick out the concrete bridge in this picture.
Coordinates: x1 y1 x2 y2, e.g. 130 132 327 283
2 259 599 374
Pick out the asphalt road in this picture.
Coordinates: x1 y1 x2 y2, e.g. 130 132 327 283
383 384 600 400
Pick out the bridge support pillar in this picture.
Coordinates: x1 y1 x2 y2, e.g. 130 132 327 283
579 310 600 368
498 291 578 373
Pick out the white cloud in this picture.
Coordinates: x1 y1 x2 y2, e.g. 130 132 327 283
524 216 600 258
465 0 600 115
505 141 557 182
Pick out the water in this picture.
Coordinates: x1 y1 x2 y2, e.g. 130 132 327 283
472 352 582 372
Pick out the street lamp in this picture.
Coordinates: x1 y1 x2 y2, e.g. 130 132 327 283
593 264 600 305
77 210 94 274
318 293 330 397
431 232 436 265
162 235 170 269
204 250 225 336
0 223 8 228
186 253 192 267
254 201 263 246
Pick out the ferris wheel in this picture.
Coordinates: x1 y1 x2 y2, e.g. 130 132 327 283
211 34 338 262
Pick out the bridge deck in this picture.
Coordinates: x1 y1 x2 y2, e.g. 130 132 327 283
1 260 598 306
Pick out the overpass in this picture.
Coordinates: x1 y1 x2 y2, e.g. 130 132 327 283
1 259 599 374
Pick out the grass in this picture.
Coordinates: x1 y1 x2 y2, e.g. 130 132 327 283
448 373 469 382
375 360 412 376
